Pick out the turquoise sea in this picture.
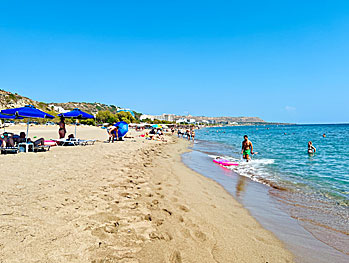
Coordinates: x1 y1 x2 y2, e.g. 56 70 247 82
184 124 348 258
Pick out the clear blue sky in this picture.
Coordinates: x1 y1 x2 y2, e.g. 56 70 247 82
1 1 348 123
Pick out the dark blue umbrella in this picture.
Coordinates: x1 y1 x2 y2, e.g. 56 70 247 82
59 108 94 137
1 105 54 145
113 121 129 138
59 108 94 119
1 105 55 119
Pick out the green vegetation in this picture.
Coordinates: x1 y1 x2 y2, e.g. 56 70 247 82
96 110 136 124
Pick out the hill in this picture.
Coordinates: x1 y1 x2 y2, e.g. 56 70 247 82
0 89 137 117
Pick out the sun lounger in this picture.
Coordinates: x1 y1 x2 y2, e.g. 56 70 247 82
55 138 96 146
33 145 51 152
0 146 19 154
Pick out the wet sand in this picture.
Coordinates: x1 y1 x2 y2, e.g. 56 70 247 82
0 126 293 262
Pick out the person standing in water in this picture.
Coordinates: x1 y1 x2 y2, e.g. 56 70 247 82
58 116 66 139
308 141 316 154
241 135 254 161
191 128 195 142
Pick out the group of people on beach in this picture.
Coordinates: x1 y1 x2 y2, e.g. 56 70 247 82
177 128 195 141
0 131 45 148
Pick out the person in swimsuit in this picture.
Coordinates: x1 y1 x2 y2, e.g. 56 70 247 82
58 116 66 139
191 129 195 142
108 126 119 142
308 141 316 154
241 135 253 162
186 129 191 141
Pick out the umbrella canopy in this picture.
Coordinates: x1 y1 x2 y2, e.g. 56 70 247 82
152 124 162 129
0 113 21 119
1 105 54 119
113 121 129 137
59 108 94 119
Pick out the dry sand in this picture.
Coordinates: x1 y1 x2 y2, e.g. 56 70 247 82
0 125 294 262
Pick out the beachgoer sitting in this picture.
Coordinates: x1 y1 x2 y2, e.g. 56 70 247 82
308 141 316 154
18 132 45 146
2 132 15 147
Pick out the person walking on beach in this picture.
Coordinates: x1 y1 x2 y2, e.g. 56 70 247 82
241 135 254 162
308 141 316 154
191 129 195 142
186 129 191 141
58 116 66 139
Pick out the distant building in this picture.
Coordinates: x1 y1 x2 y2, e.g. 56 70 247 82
141 113 175 122
189 119 196 124
140 114 155 121
162 114 175 122
49 104 68 113
176 118 188 124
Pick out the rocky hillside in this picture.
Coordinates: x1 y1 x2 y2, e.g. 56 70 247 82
0 90 48 111
0 89 131 116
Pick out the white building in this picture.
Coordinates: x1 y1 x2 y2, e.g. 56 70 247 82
162 114 175 122
140 113 176 122
49 104 68 113
140 114 155 121
176 118 188 124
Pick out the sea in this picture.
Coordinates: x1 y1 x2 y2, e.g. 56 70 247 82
181 124 348 263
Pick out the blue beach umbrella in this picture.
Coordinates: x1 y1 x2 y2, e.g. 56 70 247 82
1 105 54 145
59 108 94 137
113 121 129 138
151 124 162 129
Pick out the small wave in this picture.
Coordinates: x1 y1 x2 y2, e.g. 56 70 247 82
210 154 281 188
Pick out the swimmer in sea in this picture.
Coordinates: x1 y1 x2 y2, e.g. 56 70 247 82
308 141 316 154
241 135 254 162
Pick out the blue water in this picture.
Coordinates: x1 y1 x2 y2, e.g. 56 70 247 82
193 124 349 254
196 124 349 203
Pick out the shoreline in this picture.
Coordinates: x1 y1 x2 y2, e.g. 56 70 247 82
135 137 294 262
181 145 349 263
0 126 293 262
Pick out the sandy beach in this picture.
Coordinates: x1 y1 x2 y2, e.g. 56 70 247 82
0 126 293 262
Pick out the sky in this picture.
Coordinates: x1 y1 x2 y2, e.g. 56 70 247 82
0 1 348 123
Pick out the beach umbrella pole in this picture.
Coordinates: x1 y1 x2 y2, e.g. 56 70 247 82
26 119 30 152
75 119 77 138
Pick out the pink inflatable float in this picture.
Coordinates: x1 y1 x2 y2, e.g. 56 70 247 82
213 158 238 166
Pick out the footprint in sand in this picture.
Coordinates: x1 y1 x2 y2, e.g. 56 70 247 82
194 230 207 242
162 208 172 216
178 205 189 212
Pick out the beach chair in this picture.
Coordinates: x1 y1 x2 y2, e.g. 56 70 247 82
33 145 51 152
56 138 96 146
0 146 19 154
